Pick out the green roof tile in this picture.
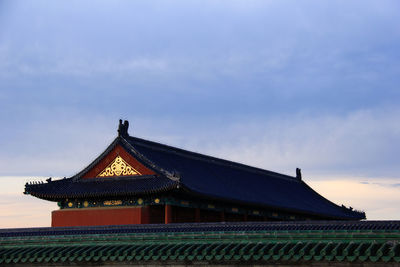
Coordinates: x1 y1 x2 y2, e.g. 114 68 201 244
1 225 399 265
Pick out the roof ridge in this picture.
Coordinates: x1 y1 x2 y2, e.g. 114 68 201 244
71 137 120 181
3 220 397 234
128 136 297 182
119 137 181 182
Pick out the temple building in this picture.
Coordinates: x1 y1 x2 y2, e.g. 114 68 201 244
24 120 365 227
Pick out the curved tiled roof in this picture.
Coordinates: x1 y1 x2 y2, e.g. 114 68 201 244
126 136 364 220
24 175 178 200
24 125 365 220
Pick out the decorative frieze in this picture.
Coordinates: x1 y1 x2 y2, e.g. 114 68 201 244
57 196 302 221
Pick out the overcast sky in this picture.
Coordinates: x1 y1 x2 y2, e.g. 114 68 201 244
1 1 400 225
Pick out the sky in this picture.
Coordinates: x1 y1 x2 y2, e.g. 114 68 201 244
0 0 400 227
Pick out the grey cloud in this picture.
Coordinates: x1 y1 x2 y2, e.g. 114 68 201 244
1 0 400 180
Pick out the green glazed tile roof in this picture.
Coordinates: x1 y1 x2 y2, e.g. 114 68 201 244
0 221 399 265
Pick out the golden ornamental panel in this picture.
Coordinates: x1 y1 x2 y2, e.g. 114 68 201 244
97 155 141 177
103 200 123 206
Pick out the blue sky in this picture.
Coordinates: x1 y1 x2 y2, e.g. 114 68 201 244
0 1 400 223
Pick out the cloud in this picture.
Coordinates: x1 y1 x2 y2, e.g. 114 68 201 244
177 107 400 178
0 115 118 177
368 182 400 188
0 56 169 78
0 106 399 180
0 1 399 192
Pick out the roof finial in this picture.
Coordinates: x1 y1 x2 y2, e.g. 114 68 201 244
296 168 302 180
118 119 130 137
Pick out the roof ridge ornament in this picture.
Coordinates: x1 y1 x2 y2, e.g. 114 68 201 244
118 119 130 137
296 168 302 180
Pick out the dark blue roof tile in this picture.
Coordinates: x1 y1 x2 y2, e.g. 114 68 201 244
25 175 178 200
127 136 364 220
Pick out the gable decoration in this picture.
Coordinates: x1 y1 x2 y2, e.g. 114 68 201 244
97 155 141 177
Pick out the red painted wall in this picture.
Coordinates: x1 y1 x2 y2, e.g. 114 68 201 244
52 207 144 227
52 205 266 227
